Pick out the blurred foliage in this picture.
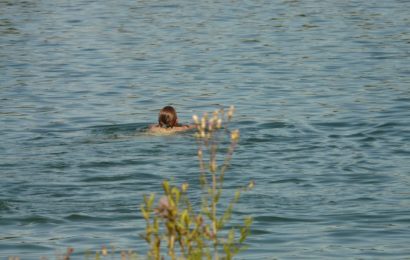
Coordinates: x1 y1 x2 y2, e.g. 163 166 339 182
141 106 253 259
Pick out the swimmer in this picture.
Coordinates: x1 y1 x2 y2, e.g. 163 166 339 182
149 106 195 134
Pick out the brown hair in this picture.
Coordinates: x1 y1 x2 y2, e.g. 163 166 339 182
158 106 178 128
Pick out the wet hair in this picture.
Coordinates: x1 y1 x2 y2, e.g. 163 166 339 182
158 106 178 128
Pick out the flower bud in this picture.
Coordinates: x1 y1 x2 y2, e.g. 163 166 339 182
192 114 199 124
231 129 240 141
216 118 222 128
227 105 235 119
102 246 108 256
181 183 189 192
200 130 206 138
248 180 255 190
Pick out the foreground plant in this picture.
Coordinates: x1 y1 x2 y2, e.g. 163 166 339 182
141 106 253 259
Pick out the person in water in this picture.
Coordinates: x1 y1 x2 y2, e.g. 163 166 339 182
149 106 194 133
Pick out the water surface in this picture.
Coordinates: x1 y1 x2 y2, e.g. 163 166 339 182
1 0 409 258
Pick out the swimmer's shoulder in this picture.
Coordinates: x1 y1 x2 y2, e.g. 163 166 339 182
148 124 165 134
173 124 196 132
147 124 195 134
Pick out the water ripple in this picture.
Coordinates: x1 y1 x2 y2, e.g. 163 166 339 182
1 0 409 258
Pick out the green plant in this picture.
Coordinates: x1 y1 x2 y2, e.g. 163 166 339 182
140 106 253 260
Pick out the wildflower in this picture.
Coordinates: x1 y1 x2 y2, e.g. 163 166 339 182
201 116 206 130
156 196 171 217
230 129 240 141
192 114 199 124
227 105 235 119
101 245 108 256
216 118 222 128
181 183 189 193
248 180 255 190
200 130 206 138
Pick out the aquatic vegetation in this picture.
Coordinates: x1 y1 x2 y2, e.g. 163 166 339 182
140 106 253 259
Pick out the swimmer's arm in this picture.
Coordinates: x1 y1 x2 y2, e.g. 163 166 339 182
173 124 196 132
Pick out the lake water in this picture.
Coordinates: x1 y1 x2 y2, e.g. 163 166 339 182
1 0 409 258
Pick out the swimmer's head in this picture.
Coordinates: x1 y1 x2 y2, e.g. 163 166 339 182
158 106 178 128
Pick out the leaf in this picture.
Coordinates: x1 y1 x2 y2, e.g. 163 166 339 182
162 180 170 194
147 193 155 208
171 187 180 204
239 217 253 243
140 206 149 220
234 190 241 201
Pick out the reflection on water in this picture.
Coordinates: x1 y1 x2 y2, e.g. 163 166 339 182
1 0 410 258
